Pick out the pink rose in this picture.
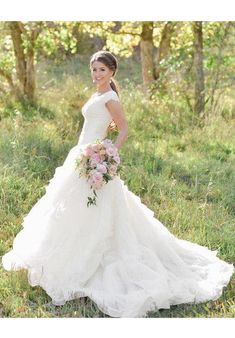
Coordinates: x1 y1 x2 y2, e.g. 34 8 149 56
83 145 94 157
92 143 102 152
106 146 117 157
109 164 117 175
102 139 113 148
91 153 101 162
96 163 107 173
90 160 98 168
89 171 103 189
92 171 103 182
113 155 120 164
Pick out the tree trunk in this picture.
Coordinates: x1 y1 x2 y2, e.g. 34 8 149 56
9 22 26 95
192 21 205 116
25 30 37 101
9 21 36 102
154 22 175 80
140 22 154 85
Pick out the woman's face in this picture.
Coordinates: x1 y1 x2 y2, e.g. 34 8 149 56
90 61 113 87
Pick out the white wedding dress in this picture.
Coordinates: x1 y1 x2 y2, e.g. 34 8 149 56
2 90 234 317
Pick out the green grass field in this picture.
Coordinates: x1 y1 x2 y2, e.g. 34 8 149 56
0 56 234 317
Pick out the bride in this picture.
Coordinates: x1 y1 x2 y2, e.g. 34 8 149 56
2 50 234 318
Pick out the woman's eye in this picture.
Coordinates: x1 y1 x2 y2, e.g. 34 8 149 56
92 68 105 72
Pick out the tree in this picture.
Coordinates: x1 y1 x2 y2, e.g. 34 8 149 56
9 22 42 102
140 22 154 85
154 21 176 80
95 21 175 86
0 21 80 103
192 21 205 116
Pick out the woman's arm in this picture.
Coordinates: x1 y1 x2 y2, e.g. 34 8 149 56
105 100 128 151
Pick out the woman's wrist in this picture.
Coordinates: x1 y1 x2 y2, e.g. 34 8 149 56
114 129 128 151
114 143 120 151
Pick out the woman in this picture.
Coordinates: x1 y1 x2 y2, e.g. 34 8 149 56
2 50 234 318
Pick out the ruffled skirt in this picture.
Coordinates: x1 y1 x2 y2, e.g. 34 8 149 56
2 144 234 317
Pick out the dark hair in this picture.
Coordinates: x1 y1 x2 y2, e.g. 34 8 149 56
89 50 119 96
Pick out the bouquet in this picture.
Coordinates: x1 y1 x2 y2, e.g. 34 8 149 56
75 138 121 207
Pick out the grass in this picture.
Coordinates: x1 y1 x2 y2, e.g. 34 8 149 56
0 55 234 318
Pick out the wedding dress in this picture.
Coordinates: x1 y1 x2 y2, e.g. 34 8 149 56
2 90 234 318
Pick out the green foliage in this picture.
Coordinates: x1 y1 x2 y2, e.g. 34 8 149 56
35 22 80 57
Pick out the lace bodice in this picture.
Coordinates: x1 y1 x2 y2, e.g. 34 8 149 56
77 90 119 146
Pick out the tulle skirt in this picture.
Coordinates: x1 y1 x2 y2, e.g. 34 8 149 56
2 144 234 317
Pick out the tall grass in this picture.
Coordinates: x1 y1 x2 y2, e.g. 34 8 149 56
0 56 234 318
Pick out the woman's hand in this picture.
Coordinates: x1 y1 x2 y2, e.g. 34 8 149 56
107 120 117 132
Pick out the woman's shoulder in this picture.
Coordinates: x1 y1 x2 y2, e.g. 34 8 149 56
103 90 119 103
